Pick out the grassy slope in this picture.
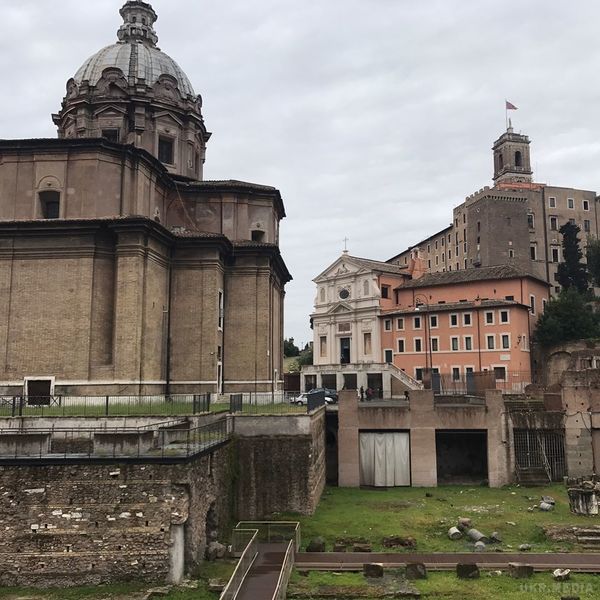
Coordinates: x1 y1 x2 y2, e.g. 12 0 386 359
280 484 593 552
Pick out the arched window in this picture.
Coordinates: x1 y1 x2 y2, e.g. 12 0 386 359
497 153 503 169
363 280 369 295
320 288 325 302
515 150 522 167
39 191 60 219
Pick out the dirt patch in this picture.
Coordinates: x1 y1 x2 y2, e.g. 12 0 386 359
543 525 577 543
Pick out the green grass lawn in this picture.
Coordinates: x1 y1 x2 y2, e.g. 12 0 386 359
280 484 594 553
288 570 600 599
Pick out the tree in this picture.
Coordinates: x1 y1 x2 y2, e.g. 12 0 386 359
533 287 600 347
587 236 600 287
556 222 589 293
283 337 300 357
297 345 313 366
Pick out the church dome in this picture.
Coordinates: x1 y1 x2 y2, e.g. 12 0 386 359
72 1 196 99
54 1 210 180
74 43 196 99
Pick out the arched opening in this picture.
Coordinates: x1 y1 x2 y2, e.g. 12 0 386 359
515 150 523 167
39 190 60 219
497 153 503 170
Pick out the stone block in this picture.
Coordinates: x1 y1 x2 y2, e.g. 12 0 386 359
456 563 480 579
405 562 427 580
508 563 534 579
363 563 384 578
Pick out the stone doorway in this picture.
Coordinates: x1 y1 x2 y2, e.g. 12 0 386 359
436 430 488 485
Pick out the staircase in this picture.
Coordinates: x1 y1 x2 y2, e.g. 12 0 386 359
386 363 423 391
575 527 600 549
516 466 550 485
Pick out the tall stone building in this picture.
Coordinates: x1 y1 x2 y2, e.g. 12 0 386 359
0 1 291 397
389 125 598 295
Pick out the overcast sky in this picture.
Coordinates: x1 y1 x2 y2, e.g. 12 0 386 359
2 0 600 346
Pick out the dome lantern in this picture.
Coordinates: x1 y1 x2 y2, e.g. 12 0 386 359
117 1 159 47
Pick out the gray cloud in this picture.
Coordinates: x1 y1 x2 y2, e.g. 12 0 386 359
1 0 599 345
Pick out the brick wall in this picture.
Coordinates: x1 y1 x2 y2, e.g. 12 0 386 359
0 446 233 587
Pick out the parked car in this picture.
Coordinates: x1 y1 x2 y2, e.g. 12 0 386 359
291 392 335 406
309 387 338 403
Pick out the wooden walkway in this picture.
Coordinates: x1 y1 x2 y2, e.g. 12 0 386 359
296 551 600 572
235 543 287 600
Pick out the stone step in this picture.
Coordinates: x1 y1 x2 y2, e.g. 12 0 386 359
576 537 600 544
574 529 600 537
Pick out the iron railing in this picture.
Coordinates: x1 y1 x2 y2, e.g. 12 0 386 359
233 521 301 552
272 539 295 600
425 371 532 396
219 529 258 600
0 394 213 418
228 391 326 415
0 417 231 461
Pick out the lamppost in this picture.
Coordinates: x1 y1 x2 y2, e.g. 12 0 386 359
414 293 433 384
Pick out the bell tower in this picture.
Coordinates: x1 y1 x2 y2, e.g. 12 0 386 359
492 124 533 184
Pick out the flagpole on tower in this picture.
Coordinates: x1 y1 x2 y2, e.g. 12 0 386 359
505 99 508 130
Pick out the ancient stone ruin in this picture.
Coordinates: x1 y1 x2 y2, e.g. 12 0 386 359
567 476 600 515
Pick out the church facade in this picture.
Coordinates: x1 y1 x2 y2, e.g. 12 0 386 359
0 1 291 397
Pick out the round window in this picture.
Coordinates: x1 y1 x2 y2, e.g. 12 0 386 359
339 288 350 300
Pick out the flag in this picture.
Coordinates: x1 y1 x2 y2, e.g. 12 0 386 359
505 100 518 110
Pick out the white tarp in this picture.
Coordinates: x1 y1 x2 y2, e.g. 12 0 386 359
359 432 410 486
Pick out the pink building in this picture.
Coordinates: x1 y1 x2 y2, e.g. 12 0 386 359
381 265 549 389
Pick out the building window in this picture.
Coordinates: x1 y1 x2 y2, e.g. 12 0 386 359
549 196 556 208
435 256 439 266
363 332 372 355
398 339 405 353
485 311 494 325
569 218 576 226
384 319 392 331
431 337 439 352
527 213 535 229
384 349 393 363
494 366 507 380
218 290 224 330
320 288 326 302
414 316 422 329
396 318 404 330
464 336 473 350
552 247 559 263
543 298 547 312
530 295 536 314
428 259 431 268
415 368 423 382
39 190 60 219
101 129 120 143
430 315 438 328
584 199 590 211
530 245 537 260
515 150 523 167
320 336 327 358
452 367 460 381
414 338 422 352
451 336 459 351
508 249 514 258
550 216 558 230
568 197 574 209
501 334 510 349
158 136 174 164
500 310 509 323
251 230 265 242
450 314 458 327
363 280 369 295
381 285 390 299
463 313 472 326
584 219 591 233
487 335 495 350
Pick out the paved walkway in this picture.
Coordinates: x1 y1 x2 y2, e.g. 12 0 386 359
235 543 287 600
296 551 600 572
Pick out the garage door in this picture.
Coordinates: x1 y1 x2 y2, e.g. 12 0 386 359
359 432 410 486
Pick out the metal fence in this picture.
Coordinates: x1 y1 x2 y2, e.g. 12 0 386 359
514 429 566 482
0 417 231 461
228 391 326 415
426 371 532 396
0 394 213 418
233 521 301 552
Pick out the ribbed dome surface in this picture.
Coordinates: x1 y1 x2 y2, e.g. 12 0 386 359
73 42 196 98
